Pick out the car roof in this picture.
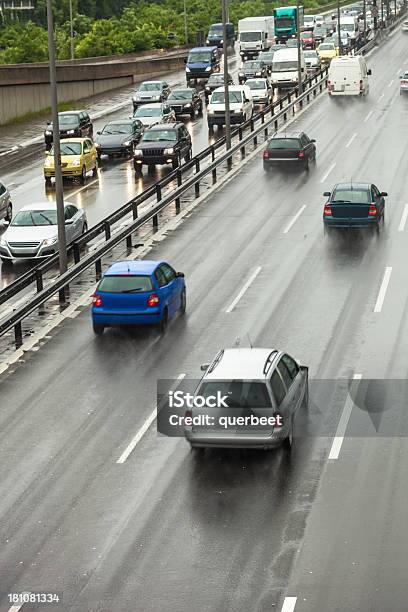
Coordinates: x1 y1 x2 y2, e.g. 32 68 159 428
273 131 302 139
58 110 85 115
104 260 162 276
136 103 166 110
58 137 89 143
106 118 135 124
333 182 370 190
246 78 268 84
20 201 76 211
146 122 180 130
213 85 247 92
141 80 166 85
202 348 282 380
191 46 217 51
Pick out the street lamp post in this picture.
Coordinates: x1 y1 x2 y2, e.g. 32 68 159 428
296 0 302 95
222 0 231 153
69 0 74 60
46 0 67 276
337 0 343 56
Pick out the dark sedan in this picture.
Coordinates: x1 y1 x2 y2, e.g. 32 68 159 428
94 119 144 159
323 182 387 232
238 60 268 83
204 73 233 102
166 88 203 118
263 131 316 171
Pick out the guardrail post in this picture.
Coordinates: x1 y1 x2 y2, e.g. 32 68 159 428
238 126 243 141
95 258 102 279
175 169 182 213
36 269 43 293
264 126 268 140
104 221 111 241
195 160 200 197
211 145 215 162
58 287 66 304
280 99 284 111
14 321 22 348
288 92 291 105
132 201 138 220
261 111 265 124
156 184 162 202
73 242 81 264
153 213 159 228
212 166 217 184
126 234 132 249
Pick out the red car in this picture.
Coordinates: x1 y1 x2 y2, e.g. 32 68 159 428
300 30 316 49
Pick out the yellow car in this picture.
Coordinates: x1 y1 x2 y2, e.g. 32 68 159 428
317 42 338 64
44 138 98 185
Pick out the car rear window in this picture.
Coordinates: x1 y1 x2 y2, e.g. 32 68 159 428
332 188 370 204
98 275 153 293
268 138 300 149
197 381 272 408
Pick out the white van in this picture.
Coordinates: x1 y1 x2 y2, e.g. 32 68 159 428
328 55 372 96
271 47 306 89
339 15 359 44
207 85 253 128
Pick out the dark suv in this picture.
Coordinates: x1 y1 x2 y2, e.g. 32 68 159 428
166 88 203 118
44 110 93 148
204 73 233 102
133 123 192 173
238 60 268 84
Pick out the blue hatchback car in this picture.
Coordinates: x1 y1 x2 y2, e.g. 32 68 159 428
91 260 186 335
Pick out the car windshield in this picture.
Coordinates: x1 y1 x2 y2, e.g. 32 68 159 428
208 75 225 85
139 82 162 91
314 27 326 34
341 23 355 31
319 43 335 50
98 274 154 293
273 61 298 71
135 107 162 117
11 209 58 226
168 90 192 100
211 91 243 104
142 130 177 142
315 15 324 20
304 16 315 22
188 51 212 62
246 80 267 90
259 52 274 61
304 51 318 57
51 142 82 155
268 138 300 149
197 381 272 408
209 25 223 34
332 188 370 204
301 32 313 38
244 62 261 69
58 114 79 124
240 31 262 41
271 44 286 51
102 123 132 134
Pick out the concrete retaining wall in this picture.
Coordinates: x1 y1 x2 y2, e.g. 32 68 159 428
0 50 188 124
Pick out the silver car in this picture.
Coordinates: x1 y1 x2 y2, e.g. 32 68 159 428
0 180 12 223
132 103 176 128
245 78 273 106
304 50 322 72
184 347 309 450
0 201 87 264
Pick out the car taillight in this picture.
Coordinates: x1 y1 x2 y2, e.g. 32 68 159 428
263 150 269 159
92 294 102 307
359 79 363 90
147 293 159 307
368 203 377 216
324 203 332 217
298 150 305 159
401 80 407 84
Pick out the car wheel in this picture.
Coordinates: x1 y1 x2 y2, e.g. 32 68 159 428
324 224 334 237
93 323 104 335
185 149 192 162
80 166 87 185
304 157 309 171
208 124 214 131
82 222 88 234
1 257 12 266
5 202 12 223
92 160 98 178
160 307 168 333
172 156 180 170
97 153 102 162
147 163 155 173
180 288 186 314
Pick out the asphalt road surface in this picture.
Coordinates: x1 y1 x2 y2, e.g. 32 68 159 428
1 23 408 612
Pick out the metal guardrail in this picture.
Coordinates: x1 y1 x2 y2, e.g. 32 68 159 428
0 68 327 310
0 69 330 347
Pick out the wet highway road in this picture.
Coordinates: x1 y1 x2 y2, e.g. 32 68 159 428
1 22 408 612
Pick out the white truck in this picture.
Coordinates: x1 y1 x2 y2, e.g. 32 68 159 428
271 47 306 89
238 16 275 59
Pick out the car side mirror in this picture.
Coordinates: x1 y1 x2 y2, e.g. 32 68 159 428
311 139 316 143
97 131 101 135
65 218 74 225
323 191 331 196
380 192 388 196
176 271 185 278
200 363 210 371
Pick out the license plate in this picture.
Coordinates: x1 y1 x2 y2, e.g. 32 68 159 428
334 85 345 92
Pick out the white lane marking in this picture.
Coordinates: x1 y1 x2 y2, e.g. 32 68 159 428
283 205 306 234
397 68 402 75
345 132 357 148
398 204 408 231
319 162 336 183
328 374 362 460
363 110 373 122
388 79 394 87
374 266 392 313
68 178 99 198
116 373 186 464
378 93 385 102
8 606 24 612
281 597 298 612
225 266 262 313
